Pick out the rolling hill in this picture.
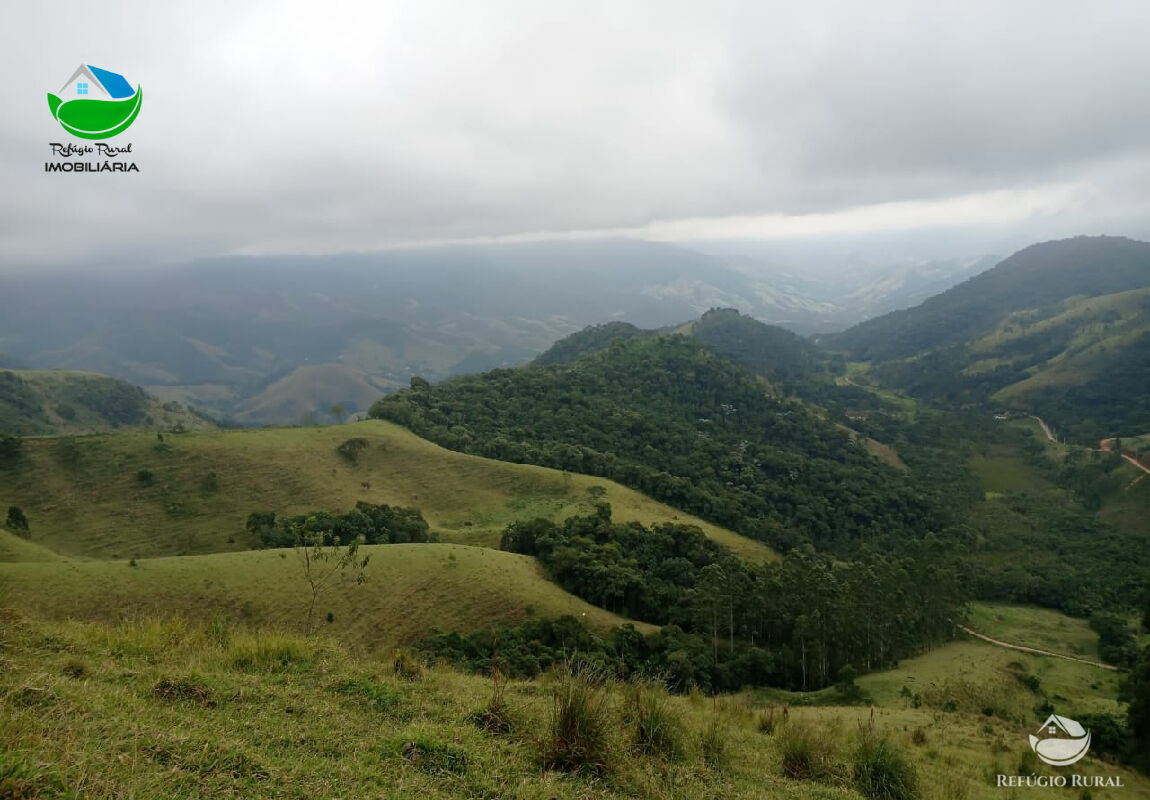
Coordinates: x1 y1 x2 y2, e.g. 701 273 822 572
0 543 648 648
0 369 214 435
0 419 772 562
827 236 1150 442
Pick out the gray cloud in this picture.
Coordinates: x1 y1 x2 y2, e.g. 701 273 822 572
1 0 1149 268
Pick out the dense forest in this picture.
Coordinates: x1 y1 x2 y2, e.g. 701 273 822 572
496 506 964 691
370 334 937 555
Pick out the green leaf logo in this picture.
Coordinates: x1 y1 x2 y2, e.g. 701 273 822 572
47 65 142 140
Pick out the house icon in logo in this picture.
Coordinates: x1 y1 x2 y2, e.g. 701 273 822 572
57 64 136 101
47 63 142 140
1029 713 1091 766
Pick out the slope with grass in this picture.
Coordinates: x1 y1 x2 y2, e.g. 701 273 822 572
0 369 213 435
3 612 1146 800
0 543 649 648
0 419 772 562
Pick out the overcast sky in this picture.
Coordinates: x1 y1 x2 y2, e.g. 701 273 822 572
2 0 1149 269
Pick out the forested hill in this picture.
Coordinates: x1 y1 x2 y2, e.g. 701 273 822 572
537 309 837 388
824 236 1150 442
827 236 1150 361
370 334 936 553
0 370 214 435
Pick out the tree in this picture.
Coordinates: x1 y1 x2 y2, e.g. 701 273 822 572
292 517 370 634
5 506 29 534
1125 644 1150 770
0 434 22 469
331 403 348 424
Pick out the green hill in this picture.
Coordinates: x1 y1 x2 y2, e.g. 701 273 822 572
371 333 932 554
0 543 646 648
0 419 771 562
0 369 214 435
828 237 1150 442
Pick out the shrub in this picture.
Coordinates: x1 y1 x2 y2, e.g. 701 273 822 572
757 706 778 735
136 469 154 487
4 506 29 534
699 718 729 768
337 437 370 464
778 721 837 781
852 730 918 800
199 471 219 494
626 680 683 760
911 727 928 746
393 649 423 681
469 666 517 735
542 668 612 774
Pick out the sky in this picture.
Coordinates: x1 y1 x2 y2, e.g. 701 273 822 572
2 0 1149 270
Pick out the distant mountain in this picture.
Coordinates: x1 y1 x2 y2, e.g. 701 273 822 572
0 239 1005 425
0 370 214 435
828 236 1150 442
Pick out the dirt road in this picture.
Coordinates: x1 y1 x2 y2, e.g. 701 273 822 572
1031 415 1057 443
956 624 1116 671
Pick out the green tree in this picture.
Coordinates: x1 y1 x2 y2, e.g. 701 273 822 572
5 505 29 534
331 403 348 424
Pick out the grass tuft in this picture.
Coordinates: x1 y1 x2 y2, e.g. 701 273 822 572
541 667 613 774
778 720 838 781
625 679 683 760
852 727 919 800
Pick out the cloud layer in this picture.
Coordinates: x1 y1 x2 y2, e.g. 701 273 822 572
3 0 1149 268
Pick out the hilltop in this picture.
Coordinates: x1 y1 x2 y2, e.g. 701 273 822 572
0 369 214 435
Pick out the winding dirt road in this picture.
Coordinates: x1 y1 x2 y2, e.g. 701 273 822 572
956 624 1116 671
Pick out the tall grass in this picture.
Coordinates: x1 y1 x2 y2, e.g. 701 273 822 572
541 668 613 774
852 726 919 800
625 679 683 760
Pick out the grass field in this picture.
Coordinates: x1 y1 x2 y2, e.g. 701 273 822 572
968 445 1052 496
2 613 1145 800
0 543 651 649
0 419 773 563
967 602 1102 661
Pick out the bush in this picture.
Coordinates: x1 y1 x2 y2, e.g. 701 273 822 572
136 469 154 487
393 649 423 681
199 471 219 494
469 667 517 735
542 668 612 774
337 437 370 464
757 706 778 735
4 506 29 534
626 680 683 760
852 730 918 800
778 722 837 781
699 718 729 768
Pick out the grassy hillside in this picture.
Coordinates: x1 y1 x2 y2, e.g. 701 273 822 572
0 370 213 435
0 543 648 648
0 419 772 562
3 612 1145 800
232 363 397 424
826 237 1150 443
